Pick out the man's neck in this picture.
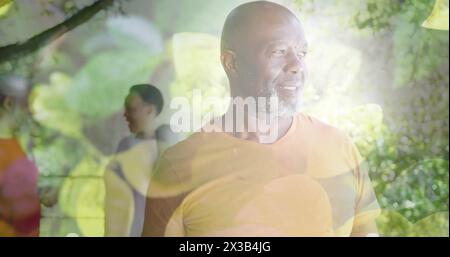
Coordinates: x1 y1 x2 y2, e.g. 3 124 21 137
220 110 294 144
136 129 155 140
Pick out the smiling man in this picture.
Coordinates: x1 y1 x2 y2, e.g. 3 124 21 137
142 1 380 237
104 84 162 236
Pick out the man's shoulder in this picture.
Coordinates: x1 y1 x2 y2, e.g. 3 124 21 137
152 132 206 178
116 135 137 153
149 131 213 197
296 113 361 179
161 131 199 152
296 113 350 143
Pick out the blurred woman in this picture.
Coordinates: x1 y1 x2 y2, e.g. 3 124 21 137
0 74 40 237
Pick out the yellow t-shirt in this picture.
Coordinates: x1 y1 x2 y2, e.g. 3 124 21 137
104 137 158 237
144 113 380 236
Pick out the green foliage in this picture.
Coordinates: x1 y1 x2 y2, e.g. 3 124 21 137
294 0 449 236
34 134 86 178
353 0 402 31
379 159 449 221
67 50 161 120
0 0 13 17
66 16 164 121
294 0 448 89
32 72 83 138
392 5 448 88
1 0 447 237
376 210 449 237
58 175 105 236
170 32 229 132
341 0 450 92
152 0 247 35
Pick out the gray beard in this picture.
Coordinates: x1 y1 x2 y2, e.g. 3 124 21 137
264 86 301 118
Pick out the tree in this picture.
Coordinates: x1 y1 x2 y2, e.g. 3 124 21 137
0 0 115 64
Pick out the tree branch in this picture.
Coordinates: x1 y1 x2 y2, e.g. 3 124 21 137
0 0 115 64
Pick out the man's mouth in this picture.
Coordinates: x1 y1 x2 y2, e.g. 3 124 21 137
277 82 302 92
279 85 298 91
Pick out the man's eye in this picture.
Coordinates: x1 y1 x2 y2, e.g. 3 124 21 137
297 52 307 58
272 49 286 55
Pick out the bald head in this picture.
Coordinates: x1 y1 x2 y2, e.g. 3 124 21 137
221 1 302 54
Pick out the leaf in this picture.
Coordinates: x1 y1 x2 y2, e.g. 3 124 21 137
153 0 247 35
172 32 224 80
82 16 164 56
376 210 449 236
170 33 229 130
106 16 164 54
0 0 12 17
0 0 12 8
31 72 83 138
58 156 107 236
67 50 161 120
422 0 449 30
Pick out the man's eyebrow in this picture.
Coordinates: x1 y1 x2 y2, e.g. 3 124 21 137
266 40 308 48
266 40 288 46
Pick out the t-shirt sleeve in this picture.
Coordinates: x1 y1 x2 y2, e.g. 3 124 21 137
142 154 188 236
344 135 381 232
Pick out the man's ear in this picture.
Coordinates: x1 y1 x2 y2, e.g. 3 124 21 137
221 50 238 78
1 96 15 111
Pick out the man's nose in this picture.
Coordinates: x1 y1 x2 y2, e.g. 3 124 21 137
284 51 305 75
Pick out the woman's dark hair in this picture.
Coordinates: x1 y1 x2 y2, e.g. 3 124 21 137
129 84 164 115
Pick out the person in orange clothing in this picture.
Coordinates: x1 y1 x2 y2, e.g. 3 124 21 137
142 1 380 237
0 74 40 237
